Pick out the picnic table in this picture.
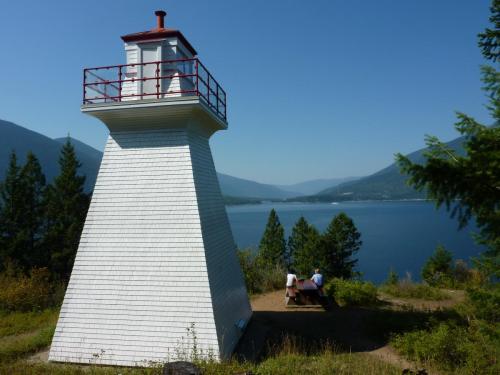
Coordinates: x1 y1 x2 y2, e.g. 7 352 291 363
285 279 324 306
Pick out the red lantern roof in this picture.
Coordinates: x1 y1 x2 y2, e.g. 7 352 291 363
120 10 197 56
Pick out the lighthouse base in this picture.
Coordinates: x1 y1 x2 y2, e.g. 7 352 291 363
49 128 252 366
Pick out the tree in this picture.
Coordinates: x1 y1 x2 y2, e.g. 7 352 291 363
478 0 500 63
396 1 500 277
319 212 362 279
421 245 453 286
0 152 47 270
43 139 89 280
385 268 399 285
287 216 309 264
0 152 23 266
17 152 46 269
258 209 286 266
288 216 321 275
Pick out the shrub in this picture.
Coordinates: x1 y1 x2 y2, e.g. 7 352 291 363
238 249 286 295
461 285 500 323
452 259 472 285
392 321 500 374
325 278 377 307
0 267 64 312
392 322 466 366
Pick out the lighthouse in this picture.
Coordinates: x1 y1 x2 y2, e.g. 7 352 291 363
49 11 252 366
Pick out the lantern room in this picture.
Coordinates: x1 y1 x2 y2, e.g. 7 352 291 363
121 11 196 101
83 10 226 122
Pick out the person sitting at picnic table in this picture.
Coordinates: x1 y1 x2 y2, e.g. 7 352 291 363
311 268 324 296
286 268 298 300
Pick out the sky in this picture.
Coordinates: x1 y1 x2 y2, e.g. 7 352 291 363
0 0 493 185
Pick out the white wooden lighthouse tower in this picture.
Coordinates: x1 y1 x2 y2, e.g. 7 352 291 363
49 11 252 367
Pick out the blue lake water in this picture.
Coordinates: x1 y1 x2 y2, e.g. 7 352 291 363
226 201 483 284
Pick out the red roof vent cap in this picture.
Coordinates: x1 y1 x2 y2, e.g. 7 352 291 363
155 10 166 30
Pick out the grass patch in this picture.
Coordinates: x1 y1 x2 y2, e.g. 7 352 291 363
0 309 58 338
379 281 450 300
0 309 59 363
0 324 55 362
0 351 401 375
254 352 400 375
0 361 162 374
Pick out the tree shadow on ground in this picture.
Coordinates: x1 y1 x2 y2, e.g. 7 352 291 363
234 304 459 362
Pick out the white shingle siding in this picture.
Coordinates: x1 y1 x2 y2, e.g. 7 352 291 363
49 128 251 366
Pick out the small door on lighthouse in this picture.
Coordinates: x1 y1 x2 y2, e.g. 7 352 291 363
140 45 159 98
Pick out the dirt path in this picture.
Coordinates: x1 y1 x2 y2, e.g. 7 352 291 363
237 291 385 356
28 348 49 362
236 290 457 374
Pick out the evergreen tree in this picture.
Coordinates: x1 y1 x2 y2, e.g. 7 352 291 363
319 212 362 279
397 0 500 277
43 139 89 280
17 152 46 269
288 216 321 275
258 209 286 266
421 245 453 286
478 0 500 62
385 268 399 285
0 152 23 266
287 216 309 265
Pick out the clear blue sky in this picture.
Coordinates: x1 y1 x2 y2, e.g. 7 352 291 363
0 0 493 184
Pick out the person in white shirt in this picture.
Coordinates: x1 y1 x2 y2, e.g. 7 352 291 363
286 269 298 300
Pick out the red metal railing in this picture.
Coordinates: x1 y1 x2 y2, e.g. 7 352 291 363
83 58 227 121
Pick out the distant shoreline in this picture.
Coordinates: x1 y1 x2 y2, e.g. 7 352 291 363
225 198 434 206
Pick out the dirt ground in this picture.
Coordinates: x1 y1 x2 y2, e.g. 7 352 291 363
234 290 464 373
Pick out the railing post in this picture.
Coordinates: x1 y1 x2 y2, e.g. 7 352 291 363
156 62 160 99
118 66 122 102
216 85 219 114
195 59 199 96
83 69 87 104
207 74 210 105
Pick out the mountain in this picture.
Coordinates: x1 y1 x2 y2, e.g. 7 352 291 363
0 120 100 192
8 119 439 202
276 177 360 196
216 173 299 199
304 136 465 202
0 120 298 200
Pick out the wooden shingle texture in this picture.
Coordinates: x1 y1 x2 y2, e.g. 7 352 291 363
49 128 252 366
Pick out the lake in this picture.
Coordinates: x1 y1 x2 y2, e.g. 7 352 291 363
226 201 483 284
